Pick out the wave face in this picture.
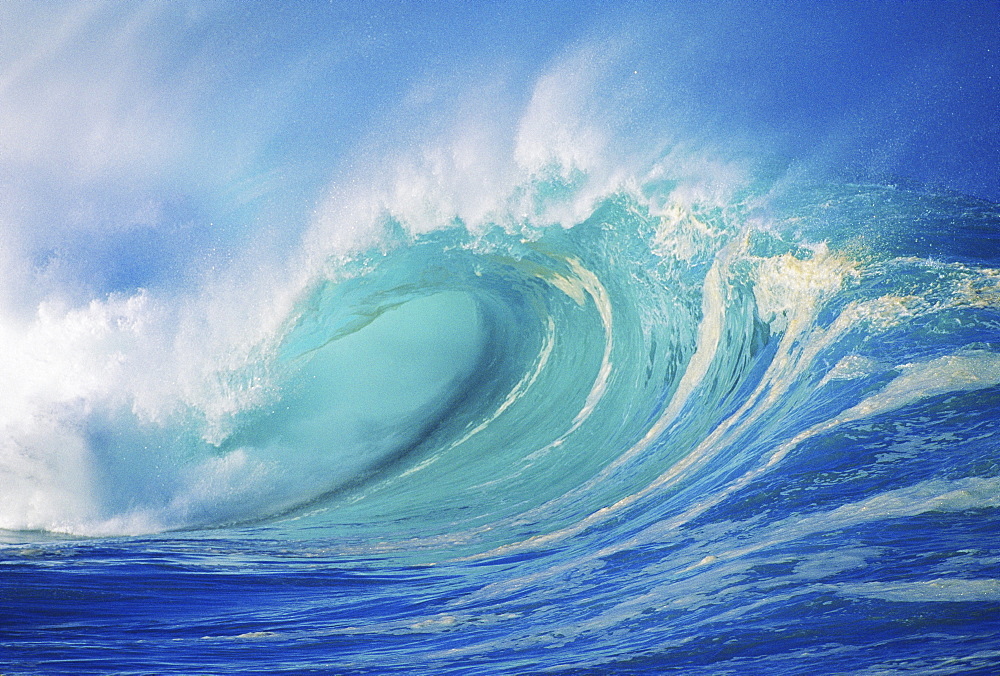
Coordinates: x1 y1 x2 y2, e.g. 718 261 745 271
3 2 1000 674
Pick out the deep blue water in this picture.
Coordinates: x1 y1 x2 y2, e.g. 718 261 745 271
2 2 999 674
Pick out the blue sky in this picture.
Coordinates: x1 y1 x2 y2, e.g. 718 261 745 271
0 1 996 300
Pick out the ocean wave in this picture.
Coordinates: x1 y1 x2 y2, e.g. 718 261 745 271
2 3 999 673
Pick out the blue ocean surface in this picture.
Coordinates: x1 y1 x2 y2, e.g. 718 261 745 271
2 2 999 674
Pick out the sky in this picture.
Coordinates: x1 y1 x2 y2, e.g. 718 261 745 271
0 0 996 303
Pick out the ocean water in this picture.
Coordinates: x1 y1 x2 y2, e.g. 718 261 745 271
2 2 1000 674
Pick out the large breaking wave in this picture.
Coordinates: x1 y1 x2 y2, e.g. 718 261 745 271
2 3 999 674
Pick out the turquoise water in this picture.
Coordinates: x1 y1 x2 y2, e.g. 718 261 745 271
2 2 999 674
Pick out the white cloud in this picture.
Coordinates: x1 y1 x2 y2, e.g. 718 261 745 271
0 2 199 180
